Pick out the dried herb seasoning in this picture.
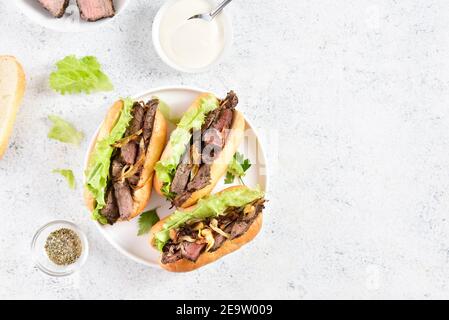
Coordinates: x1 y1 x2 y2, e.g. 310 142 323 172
44 228 82 265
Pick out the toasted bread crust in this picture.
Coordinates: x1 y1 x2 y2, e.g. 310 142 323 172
84 100 167 221
0 56 26 158
149 186 263 272
153 93 245 208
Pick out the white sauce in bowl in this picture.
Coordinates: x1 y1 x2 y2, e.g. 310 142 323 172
158 0 227 70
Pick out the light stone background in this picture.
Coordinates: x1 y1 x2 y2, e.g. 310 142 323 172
1 0 449 300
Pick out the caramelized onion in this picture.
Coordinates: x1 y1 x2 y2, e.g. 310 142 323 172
179 235 197 243
190 146 202 179
118 139 146 181
130 174 151 191
169 229 178 242
201 229 215 252
209 219 230 239
111 129 142 148
243 204 255 216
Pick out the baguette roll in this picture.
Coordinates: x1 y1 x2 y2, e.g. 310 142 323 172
84 99 167 222
149 186 265 272
0 56 26 158
154 92 245 208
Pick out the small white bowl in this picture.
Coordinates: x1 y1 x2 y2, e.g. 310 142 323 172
31 220 89 277
152 0 233 73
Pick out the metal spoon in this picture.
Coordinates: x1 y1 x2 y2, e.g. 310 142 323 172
188 0 233 21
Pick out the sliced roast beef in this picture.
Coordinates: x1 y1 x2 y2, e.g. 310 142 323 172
119 102 145 165
128 102 146 134
212 108 234 132
229 201 265 239
111 160 134 219
161 249 182 264
170 150 192 195
38 0 69 18
201 106 234 156
172 191 193 208
172 163 211 207
243 199 265 222
201 142 222 164
217 91 238 112
202 128 222 148
181 242 206 262
120 143 137 166
230 221 251 239
187 164 211 190
76 0 115 22
202 107 222 131
143 100 158 144
210 234 227 252
101 187 119 225
201 91 237 132
126 100 158 185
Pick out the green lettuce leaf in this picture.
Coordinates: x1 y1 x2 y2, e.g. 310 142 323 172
85 98 134 224
156 98 180 125
48 115 84 145
137 208 160 236
154 95 219 198
50 55 113 95
154 187 265 251
225 152 252 184
53 169 76 189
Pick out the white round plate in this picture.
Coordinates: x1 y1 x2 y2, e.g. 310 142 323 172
86 86 268 267
15 0 129 32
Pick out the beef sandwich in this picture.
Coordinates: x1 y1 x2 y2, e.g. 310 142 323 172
154 91 245 208
84 98 167 225
149 186 266 272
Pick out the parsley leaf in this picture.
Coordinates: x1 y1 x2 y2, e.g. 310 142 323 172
225 152 252 184
48 115 84 145
50 55 113 95
137 208 160 236
53 169 76 189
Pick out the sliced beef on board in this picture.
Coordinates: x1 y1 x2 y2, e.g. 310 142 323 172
37 0 70 18
76 0 115 22
111 160 134 220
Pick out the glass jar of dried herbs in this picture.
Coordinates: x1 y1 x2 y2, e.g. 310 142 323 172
44 228 82 265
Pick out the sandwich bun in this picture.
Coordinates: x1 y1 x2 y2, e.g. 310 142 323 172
0 56 26 158
153 93 245 208
84 99 167 220
149 186 263 272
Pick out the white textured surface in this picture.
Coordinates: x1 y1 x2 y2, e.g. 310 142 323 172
1 0 449 299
